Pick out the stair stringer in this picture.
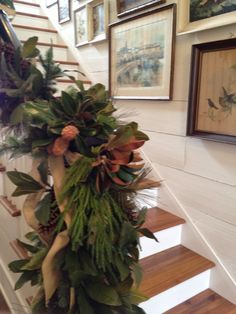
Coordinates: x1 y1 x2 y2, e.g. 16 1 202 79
141 148 236 305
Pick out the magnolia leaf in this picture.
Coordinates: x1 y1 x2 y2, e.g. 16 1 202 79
132 263 142 288
115 256 130 281
77 288 94 314
10 103 25 124
22 36 39 58
131 305 147 313
86 282 122 306
119 222 138 248
136 208 147 227
37 159 48 185
87 83 106 101
21 248 48 271
35 193 51 225
130 289 148 305
75 80 85 91
138 228 158 242
16 239 38 254
117 168 134 183
7 171 43 189
12 186 42 197
15 271 35 290
8 259 28 273
61 91 77 115
32 139 52 149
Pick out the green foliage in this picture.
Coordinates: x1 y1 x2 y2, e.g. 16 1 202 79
35 193 52 225
0 0 15 9
7 170 43 196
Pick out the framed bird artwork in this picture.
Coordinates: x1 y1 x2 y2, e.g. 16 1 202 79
187 38 236 144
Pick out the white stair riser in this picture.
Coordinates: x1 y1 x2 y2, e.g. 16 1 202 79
14 3 42 15
37 45 68 61
14 14 50 29
141 270 211 314
140 225 182 259
0 202 19 241
0 230 34 314
14 26 58 44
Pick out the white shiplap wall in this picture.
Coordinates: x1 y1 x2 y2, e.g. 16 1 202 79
42 0 236 303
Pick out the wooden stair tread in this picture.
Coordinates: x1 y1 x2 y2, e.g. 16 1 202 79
0 164 6 172
139 245 215 297
10 240 29 259
21 40 68 49
144 207 185 233
12 24 57 33
14 0 40 7
0 195 21 217
166 289 236 313
16 11 48 19
0 290 11 314
55 60 79 65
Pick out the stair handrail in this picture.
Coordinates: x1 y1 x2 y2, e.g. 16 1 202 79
0 7 20 49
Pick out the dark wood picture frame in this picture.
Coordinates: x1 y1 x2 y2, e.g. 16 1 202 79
109 4 176 100
116 0 166 17
187 38 236 145
46 0 57 8
58 0 71 24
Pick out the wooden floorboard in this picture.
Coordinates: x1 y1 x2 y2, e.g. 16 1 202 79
144 207 185 233
166 289 236 313
139 245 214 298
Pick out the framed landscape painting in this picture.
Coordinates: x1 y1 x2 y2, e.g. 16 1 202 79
187 38 236 144
117 0 166 17
58 0 70 24
74 5 88 47
109 4 176 100
178 0 236 34
87 0 109 42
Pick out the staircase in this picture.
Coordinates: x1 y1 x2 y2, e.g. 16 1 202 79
0 0 235 313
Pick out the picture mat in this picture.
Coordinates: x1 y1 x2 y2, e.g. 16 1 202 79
196 48 236 136
110 7 174 99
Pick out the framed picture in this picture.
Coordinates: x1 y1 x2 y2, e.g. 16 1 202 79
187 38 236 144
87 0 109 42
46 0 57 8
74 5 89 47
58 0 70 24
109 4 176 100
116 0 166 17
178 0 236 34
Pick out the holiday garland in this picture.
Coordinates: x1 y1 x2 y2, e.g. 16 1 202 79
0 37 160 314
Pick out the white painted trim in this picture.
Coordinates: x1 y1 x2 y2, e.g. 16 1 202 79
140 270 211 314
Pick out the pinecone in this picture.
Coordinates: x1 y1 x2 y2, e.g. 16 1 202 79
61 125 79 141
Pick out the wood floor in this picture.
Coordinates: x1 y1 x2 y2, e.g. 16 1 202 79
0 290 11 314
166 289 236 313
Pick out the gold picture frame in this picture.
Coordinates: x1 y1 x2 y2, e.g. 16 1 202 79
116 0 166 17
109 4 176 100
87 0 109 43
178 0 236 34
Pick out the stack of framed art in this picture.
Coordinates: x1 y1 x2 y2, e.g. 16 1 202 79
44 0 236 144
74 0 109 46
